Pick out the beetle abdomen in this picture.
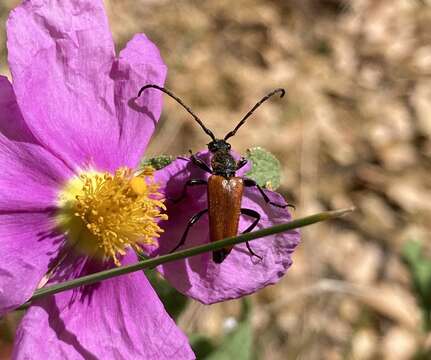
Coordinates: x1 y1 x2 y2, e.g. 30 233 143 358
208 175 244 262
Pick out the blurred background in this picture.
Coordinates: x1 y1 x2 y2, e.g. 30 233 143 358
1 0 431 359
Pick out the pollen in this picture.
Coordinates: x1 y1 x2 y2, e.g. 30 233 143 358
56 167 167 266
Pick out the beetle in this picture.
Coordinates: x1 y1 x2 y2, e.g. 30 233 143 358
138 85 294 263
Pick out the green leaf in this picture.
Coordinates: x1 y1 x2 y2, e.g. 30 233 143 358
245 147 281 190
140 155 173 170
205 321 252 360
402 240 431 331
414 262 431 298
402 240 422 265
402 241 431 298
190 334 217 359
205 299 253 360
413 349 431 360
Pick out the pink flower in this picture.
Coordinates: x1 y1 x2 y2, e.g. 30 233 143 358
1 0 194 358
153 151 300 304
1 0 300 358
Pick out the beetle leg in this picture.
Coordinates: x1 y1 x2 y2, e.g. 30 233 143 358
240 208 263 261
170 208 208 253
236 157 248 171
170 179 207 203
243 178 295 210
189 150 213 174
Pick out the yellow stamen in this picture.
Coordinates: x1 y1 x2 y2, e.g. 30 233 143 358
56 166 167 266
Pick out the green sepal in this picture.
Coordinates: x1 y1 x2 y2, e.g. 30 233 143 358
245 147 281 190
140 155 174 170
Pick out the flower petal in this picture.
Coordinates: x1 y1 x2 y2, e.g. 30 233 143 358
0 133 72 211
0 76 37 144
0 212 63 316
13 253 194 359
112 34 167 168
155 154 300 304
6 0 121 171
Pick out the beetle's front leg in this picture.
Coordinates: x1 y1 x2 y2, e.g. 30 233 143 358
243 178 295 209
189 150 213 174
236 157 248 171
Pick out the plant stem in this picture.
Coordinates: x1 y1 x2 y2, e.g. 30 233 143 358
17 207 354 310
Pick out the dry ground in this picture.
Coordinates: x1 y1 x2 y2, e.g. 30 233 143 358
1 0 431 359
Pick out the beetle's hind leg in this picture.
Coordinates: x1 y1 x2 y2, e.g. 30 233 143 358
170 208 208 253
243 178 295 210
240 208 263 261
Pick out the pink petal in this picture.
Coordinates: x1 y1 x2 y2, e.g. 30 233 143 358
0 76 37 144
0 133 70 314
0 212 63 316
154 153 300 304
7 0 119 171
13 253 194 359
113 34 167 168
0 133 72 211
7 1 166 172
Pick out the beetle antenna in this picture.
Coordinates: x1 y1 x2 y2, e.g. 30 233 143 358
224 88 286 141
138 84 216 141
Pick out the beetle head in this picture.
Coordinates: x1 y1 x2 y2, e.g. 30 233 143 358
207 139 231 153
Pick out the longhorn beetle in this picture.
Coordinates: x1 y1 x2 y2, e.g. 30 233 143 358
138 85 294 263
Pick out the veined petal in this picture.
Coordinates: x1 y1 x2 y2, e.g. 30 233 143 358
155 154 300 304
13 253 194 360
0 133 72 211
113 34 167 168
7 0 120 171
0 212 63 316
0 76 37 144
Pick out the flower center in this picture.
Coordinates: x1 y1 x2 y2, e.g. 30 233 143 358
56 167 167 266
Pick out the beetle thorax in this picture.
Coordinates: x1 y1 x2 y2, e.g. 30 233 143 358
207 139 236 177
211 150 236 177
